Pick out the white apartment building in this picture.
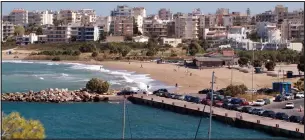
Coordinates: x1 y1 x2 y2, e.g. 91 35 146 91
227 26 247 42
132 7 146 17
158 8 173 20
143 16 169 37
134 15 144 34
16 33 38 44
28 10 53 25
161 38 182 47
267 27 281 43
4 9 28 25
175 14 200 39
256 22 277 40
44 25 73 42
1 21 15 41
58 10 77 24
78 9 97 24
111 5 132 17
76 25 99 41
95 16 112 33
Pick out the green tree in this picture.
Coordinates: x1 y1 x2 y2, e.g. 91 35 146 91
238 57 249 67
294 78 304 91
14 26 25 36
2 112 46 139
170 50 178 57
146 48 158 56
253 59 262 67
36 27 43 35
188 41 201 56
265 61 276 71
224 84 248 97
120 46 131 57
86 78 109 94
297 55 304 72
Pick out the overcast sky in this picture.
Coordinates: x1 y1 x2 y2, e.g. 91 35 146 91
2 2 304 16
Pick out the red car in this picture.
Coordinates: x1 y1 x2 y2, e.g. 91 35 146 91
240 98 249 106
214 100 223 107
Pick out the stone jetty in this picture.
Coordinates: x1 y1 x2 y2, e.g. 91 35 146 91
1 88 120 103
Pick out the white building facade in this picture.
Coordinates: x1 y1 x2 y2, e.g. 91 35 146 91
175 14 200 39
28 10 53 25
16 33 38 44
1 21 15 41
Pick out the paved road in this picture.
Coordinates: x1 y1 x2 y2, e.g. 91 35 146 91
262 99 304 116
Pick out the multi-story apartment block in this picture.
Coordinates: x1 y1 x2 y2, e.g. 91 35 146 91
167 21 176 37
227 26 247 42
158 8 173 20
111 5 132 17
256 22 277 40
143 16 169 37
3 9 28 25
1 21 15 41
205 15 217 28
132 7 146 17
76 25 99 41
286 9 304 21
216 8 229 15
96 16 112 33
44 25 73 42
175 14 200 39
281 19 304 41
134 15 144 34
16 33 38 44
223 15 233 27
28 10 53 25
231 12 248 26
274 5 288 21
256 10 277 23
78 9 96 24
58 10 77 24
111 16 133 36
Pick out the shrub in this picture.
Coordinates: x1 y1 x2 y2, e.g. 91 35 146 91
73 50 81 56
265 61 276 71
91 52 98 57
146 48 157 56
253 59 262 67
238 57 249 67
224 84 248 97
86 78 109 94
51 56 60 61
170 50 178 57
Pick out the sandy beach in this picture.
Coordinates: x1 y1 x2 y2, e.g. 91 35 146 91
2 49 301 94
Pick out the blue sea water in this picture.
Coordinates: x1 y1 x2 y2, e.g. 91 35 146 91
2 60 282 138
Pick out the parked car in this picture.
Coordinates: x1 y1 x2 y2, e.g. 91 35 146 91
284 94 294 100
263 98 271 105
231 104 241 111
137 89 152 95
285 102 294 109
156 92 165 97
216 89 226 95
198 89 213 94
153 89 168 94
253 99 265 106
173 94 181 99
164 93 173 98
250 108 265 115
289 115 302 123
295 92 304 98
275 112 289 121
222 102 233 110
184 95 193 102
191 97 201 104
240 98 250 106
262 110 276 118
241 106 254 113
275 95 285 102
178 95 185 100
214 100 224 107
224 96 232 102
117 90 136 95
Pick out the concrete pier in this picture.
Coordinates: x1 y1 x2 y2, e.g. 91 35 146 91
128 94 304 138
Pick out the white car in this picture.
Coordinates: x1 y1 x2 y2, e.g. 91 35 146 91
137 89 153 95
285 102 294 109
295 92 304 98
253 99 265 106
284 94 294 100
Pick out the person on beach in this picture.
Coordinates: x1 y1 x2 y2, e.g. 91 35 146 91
147 85 149 89
190 73 192 76
100 66 102 70
175 83 178 88
141 64 143 68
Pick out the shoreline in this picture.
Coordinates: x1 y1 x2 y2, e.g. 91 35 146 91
2 58 301 94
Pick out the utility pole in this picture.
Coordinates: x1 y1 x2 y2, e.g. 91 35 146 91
208 71 215 140
252 42 255 101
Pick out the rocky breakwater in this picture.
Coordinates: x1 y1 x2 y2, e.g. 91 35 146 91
1 88 120 103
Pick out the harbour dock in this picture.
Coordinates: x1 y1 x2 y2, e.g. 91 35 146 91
128 94 304 138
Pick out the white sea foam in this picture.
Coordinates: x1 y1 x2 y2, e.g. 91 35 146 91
60 73 69 77
109 80 121 85
2 60 34 64
39 77 44 80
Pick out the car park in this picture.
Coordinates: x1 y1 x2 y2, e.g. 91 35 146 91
289 115 302 123
284 94 294 100
178 95 185 100
190 97 201 104
253 99 265 106
240 98 250 106
263 98 271 105
262 110 276 118
285 102 294 109
184 95 193 102
214 100 224 107
275 112 289 121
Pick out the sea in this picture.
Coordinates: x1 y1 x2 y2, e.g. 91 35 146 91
2 60 283 138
